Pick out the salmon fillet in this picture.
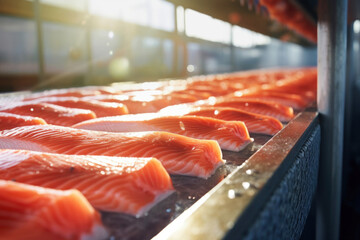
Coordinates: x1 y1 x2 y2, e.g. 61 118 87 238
160 98 294 122
170 106 283 135
231 90 310 109
0 180 108 240
0 112 47 130
82 94 196 114
211 98 295 122
0 102 96 126
259 69 317 101
0 149 174 216
73 114 253 151
0 125 224 178
24 97 128 117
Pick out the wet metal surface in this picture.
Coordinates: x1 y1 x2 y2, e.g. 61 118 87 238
154 111 318 240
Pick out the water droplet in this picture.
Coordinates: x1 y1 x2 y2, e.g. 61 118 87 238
187 64 195 72
242 182 250 190
166 208 172 213
246 169 252 175
214 110 219 115
228 189 236 199
179 121 185 131
109 50 113 55
245 103 249 107
100 171 105 175
30 108 34 112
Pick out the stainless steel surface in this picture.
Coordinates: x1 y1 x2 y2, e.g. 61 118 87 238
316 0 348 239
154 111 318 240
342 23 356 200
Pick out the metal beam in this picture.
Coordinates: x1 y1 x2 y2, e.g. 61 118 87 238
33 0 45 83
316 0 348 239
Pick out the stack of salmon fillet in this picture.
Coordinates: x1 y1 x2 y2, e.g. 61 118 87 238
0 67 316 240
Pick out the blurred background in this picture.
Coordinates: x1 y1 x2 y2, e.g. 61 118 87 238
0 0 317 92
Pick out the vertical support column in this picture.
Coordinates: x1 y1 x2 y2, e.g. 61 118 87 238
33 0 45 83
230 27 236 72
172 4 179 77
316 0 348 239
85 0 92 85
342 23 355 201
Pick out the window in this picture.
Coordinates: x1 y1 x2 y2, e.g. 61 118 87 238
91 29 123 63
131 37 168 77
163 39 174 74
232 26 271 48
0 16 38 74
89 0 174 31
185 9 231 44
43 22 87 74
149 0 174 32
187 42 202 75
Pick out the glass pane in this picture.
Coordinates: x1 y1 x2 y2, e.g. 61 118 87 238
120 0 150 26
232 26 271 48
185 9 231 44
89 0 174 31
149 0 174 32
187 42 202 75
89 0 149 26
131 36 167 77
91 29 128 81
42 22 87 74
233 41 317 71
0 16 38 74
202 45 231 74
89 0 121 19
91 29 122 63
163 39 173 74
40 0 87 11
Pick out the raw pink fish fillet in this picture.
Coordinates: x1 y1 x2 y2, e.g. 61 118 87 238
82 93 197 114
210 98 295 122
161 98 294 122
0 112 47 130
73 114 253 151
0 180 108 240
0 149 174 216
0 102 96 126
230 90 310 109
23 97 128 117
171 106 283 135
82 95 160 114
0 125 224 179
